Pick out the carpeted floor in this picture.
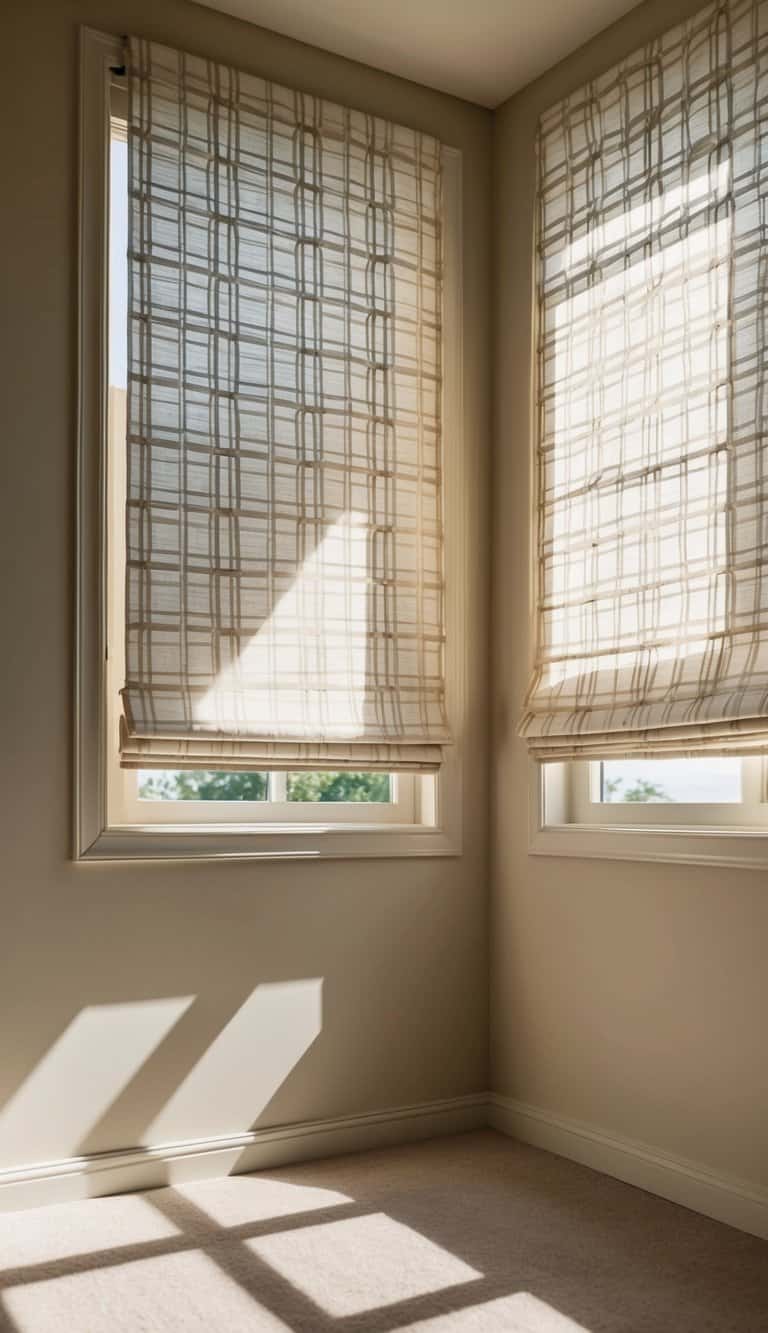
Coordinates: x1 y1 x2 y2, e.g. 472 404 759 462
0 1131 766 1332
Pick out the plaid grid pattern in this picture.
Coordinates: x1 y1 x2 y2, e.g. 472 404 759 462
120 38 449 771
520 0 768 760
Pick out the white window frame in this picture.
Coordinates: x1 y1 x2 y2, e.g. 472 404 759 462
75 28 465 862
530 759 768 870
569 758 767 828
522 75 768 874
112 768 422 829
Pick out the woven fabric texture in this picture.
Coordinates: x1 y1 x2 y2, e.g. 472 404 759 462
121 37 449 771
521 0 768 760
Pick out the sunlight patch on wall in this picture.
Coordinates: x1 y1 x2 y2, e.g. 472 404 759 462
0 999 194 1164
146 980 323 1144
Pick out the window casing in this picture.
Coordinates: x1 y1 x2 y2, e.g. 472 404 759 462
75 29 465 861
522 3 768 867
532 757 768 870
553 758 768 829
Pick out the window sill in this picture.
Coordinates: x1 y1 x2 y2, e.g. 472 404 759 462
77 821 461 863
530 822 768 871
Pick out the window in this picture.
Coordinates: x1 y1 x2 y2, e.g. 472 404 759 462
76 29 464 861
533 754 768 869
595 758 742 807
522 4 768 867
545 756 768 828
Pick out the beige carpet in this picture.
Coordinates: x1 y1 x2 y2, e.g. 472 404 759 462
0 1131 766 1332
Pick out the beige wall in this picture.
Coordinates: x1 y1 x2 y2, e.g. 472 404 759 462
0 0 491 1169
491 0 768 1187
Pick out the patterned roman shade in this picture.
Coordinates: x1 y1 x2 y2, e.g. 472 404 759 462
520 0 768 761
120 37 450 771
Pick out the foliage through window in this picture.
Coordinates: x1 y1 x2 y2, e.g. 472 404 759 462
138 771 392 803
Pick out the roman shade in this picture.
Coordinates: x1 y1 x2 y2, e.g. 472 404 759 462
520 0 768 761
120 37 450 772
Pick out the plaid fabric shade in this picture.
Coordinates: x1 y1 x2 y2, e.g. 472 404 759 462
520 0 768 761
121 38 450 771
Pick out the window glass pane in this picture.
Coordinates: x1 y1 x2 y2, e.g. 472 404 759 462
109 128 127 389
138 772 268 801
137 771 394 802
598 759 741 804
286 773 392 803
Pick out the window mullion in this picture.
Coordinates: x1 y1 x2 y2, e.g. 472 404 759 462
269 771 288 803
740 756 764 808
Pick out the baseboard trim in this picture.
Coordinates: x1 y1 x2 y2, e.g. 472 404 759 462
489 1094 768 1241
0 1093 487 1213
3 1092 767 1240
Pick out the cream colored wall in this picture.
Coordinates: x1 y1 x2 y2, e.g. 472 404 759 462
491 0 768 1187
0 0 491 1169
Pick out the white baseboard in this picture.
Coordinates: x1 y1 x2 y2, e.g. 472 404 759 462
3 1091 767 1243
0 1094 486 1214
489 1094 768 1242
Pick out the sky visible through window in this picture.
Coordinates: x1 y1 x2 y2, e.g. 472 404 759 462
600 758 741 804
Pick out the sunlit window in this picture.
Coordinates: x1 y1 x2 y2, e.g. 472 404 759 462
542 754 768 831
76 32 463 859
106 111 414 830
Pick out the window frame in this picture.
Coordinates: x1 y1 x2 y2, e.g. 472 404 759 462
568 758 767 828
522 48 768 874
113 769 420 827
75 28 465 862
529 759 768 871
